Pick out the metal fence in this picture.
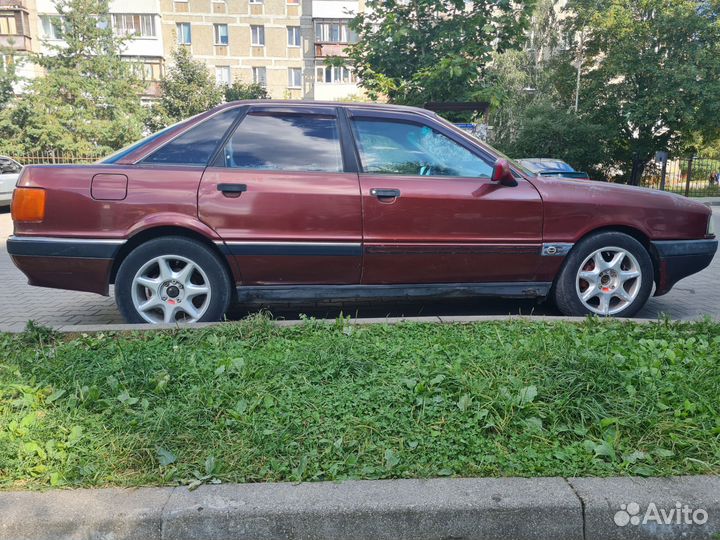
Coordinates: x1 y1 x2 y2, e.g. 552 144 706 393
3 153 104 166
640 156 720 197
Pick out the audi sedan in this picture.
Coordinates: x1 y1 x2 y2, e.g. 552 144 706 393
7 101 717 324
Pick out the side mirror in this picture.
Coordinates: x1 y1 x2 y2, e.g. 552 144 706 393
491 159 517 186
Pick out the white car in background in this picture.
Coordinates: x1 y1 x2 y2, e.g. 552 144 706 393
0 156 22 207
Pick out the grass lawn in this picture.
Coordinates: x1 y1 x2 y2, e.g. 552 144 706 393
1 316 719 490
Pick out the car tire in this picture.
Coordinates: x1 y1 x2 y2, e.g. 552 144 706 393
554 232 654 318
115 236 232 324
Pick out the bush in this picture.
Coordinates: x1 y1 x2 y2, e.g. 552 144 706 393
494 101 610 179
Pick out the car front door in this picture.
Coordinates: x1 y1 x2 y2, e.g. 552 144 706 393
198 105 362 285
348 109 544 285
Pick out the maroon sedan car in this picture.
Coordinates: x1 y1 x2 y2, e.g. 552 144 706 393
7 101 717 323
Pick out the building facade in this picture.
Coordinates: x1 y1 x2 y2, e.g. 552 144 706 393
0 0 39 84
35 0 165 100
310 0 360 101
159 0 307 99
0 0 365 101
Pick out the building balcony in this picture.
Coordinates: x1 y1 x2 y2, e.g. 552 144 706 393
0 34 31 51
315 43 350 58
0 0 28 11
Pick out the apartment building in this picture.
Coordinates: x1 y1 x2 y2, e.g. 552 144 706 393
0 0 39 84
309 0 360 100
0 0 366 101
35 0 165 99
160 0 308 99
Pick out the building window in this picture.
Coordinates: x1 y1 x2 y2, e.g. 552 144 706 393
128 57 164 82
176 22 192 45
249 0 263 4
316 65 355 84
288 67 302 88
215 66 231 85
287 26 301 47
315 21 357 43
111 14 156 38
214 24 229 45
250 25 265 46
0 15 17 35
40 15 64 40
252 66 267 87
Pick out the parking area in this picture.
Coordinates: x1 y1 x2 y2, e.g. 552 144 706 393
0 208 717 328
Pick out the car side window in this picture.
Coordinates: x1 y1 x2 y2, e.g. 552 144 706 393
143 109 239 166
222 113 344 172
351 118 494 178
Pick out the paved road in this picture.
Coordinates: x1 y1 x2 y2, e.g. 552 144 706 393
0 209 717 328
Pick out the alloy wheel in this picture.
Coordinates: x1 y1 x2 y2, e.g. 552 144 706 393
130 254 212 324
575 246 642 316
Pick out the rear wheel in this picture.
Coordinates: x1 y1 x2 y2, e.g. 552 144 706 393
554 232 654 317
115 237 232 324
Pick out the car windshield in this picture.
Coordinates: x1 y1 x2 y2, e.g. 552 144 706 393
518 159 575 173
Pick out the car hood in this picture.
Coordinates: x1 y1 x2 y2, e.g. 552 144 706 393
528 175 712 241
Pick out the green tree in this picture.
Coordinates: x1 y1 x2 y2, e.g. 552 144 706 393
224 80 270 101
147 47 223 130
563 0 720 179
0 0 145 155
346 0 535 108
494 101 609 177
0 48 20 111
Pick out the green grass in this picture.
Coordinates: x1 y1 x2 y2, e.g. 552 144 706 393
1 316 719 490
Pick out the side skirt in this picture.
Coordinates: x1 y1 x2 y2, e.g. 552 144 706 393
236 282 551 304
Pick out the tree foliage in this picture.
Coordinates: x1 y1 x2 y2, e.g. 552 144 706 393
147 47 223 131
224 80 270 102
0 48 19 112
347 0 535 107
565 0 720 174
0 0 145 155
494 101 609 176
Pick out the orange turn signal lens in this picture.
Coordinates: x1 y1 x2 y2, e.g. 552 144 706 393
11 188 46 223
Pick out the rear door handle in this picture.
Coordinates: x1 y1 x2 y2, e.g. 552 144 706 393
370 188 401 199
217 183 248 197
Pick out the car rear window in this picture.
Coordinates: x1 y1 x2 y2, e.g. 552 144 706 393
142 109 240 166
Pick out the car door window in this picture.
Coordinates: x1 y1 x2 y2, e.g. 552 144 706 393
222 113 344 172
351 118 494 178
143 108 240 166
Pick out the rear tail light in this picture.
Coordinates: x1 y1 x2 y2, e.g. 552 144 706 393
11 188 46 223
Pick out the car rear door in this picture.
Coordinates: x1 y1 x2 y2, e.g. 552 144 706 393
348 109 544 284
198 105 363 285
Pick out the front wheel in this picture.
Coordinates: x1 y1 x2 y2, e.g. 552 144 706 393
115 237 232 324
554 232 654 317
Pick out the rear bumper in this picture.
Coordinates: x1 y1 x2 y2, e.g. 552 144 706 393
6 236 123 295
652 239 718 296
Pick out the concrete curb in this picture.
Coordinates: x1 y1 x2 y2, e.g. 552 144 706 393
0 314 699 335
568 476 720 539
1 476 719 540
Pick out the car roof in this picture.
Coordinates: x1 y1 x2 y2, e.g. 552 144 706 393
212 99 439 119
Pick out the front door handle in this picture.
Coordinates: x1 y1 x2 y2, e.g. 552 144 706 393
370 188 401 200
217 183 248 198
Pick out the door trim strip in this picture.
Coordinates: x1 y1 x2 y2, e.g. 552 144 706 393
235 282 551 303
217 241 362 257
